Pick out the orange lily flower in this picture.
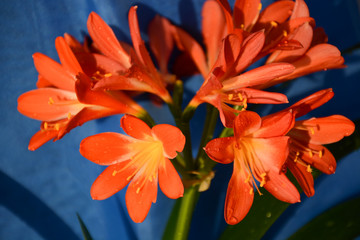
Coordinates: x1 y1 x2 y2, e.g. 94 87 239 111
171 0 313 77
87 8 173 103
282 89 355 196
17 36 144 150
257 0 345 89
204 110 300 225
189 33 294 127
79 115 185 223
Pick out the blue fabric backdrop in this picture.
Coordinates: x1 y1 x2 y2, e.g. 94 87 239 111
1 0 360 239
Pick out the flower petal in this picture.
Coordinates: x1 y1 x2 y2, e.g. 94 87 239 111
253 110 294 138
148 15 174 74
286 159 315 197
159 158 184 199
87 12 130 68
224 169 254 225
299 144 336 174
17 88 84 121
233 0 261 31
90 161 134 200
223 63 295 91
120 114 152 140
290 0 310 19
126 175 158 223
204 137 235 164
28 128 58 151
234 111 261 137
33 53 75 92
172 25 208 77
264 170 300 203
291 115 355 145
286 88 334 118
55 36 83 75
80 132 137 165
255 1 294 29
202 0 226 67
151 124 185 159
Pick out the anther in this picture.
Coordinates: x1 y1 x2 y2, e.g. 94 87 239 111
270 21 278 27
319 149 323 158
44 122 48 130
228 94 234 101
244 174 251 183
306 165 312 173
258 3 262 10
48 97 54 105
240 24 245 29
104 73 112 77
67 113 72 120
283 30 288 37
249 188 254 194
310 127 315 135
112 170 118 176
308 150 313 158
136 187 140 194
55 123 60 131
238 93 243 101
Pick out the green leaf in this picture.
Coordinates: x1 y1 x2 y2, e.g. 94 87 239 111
76 213 93 240
220 119 360 240
289 197 360 240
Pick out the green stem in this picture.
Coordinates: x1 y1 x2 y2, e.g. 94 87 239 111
162 185 200 240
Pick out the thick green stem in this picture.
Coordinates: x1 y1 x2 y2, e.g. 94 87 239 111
162 185 200 240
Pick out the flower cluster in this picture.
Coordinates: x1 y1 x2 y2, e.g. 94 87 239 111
18 0 354 225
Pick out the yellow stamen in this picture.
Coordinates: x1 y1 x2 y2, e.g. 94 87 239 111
283 30 288 37
244 174 251 183
104 73 112 77
310 127 315 135
238 93 243 101
306 165 312 173
260 172 267 187
240 24 245 29
258 3 262 10
308 150 313 158
112 170 118 176
319 149 323 158
44 122 48 130
48 97 54 105
67 112 72 120
136 187 140 194
249 188 254 195
270 21 278 27
242 98 248 110
55 123 60 131
228 94 234 101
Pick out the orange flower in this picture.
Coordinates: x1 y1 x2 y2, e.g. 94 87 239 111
189 33 293 127
204 110 300 225
171 0 313 77
257 1 345 89
87 8 173 103
17 36 144 150
283 89 355 196
80 115 185 223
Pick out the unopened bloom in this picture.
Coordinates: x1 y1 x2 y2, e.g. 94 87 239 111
17 36 144 150
204 110 300 225
283 89 355 196
80 115 185 223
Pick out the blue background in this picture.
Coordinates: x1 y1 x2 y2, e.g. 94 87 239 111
1 0 360 239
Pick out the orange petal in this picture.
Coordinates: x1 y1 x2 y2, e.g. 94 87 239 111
264 170 300 203
172 26 208 77
158 158 184 199
255 1 294 28
223 62 295 90
253 110 294 138
202 0 226 67
292 115 355 145
212 34 242 75
286 159 315 197
278 43 345 82
229 88 288 104
55 36 83 75
234 111 261 137
92 53 128 73
80 132 137 165
125 175 158 223
234 31 265 73
120 114 152 140
87 12 130 68
204 137 235 164
148 15 174 74
17 88 84 121
250 136 290 172
290 0 310 19
90 161 134 200
215 0 234 33
224 169 254 225
33 53 75 92
28 128 58 151
286 88 334 118
233 0 261 31
93 74 153 93
151 124 185 159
